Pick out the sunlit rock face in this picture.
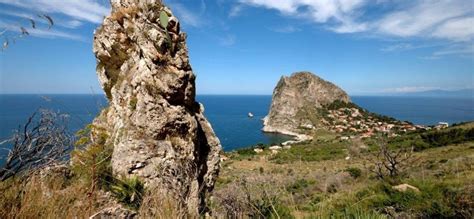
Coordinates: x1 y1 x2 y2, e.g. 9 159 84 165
92 0 221 213
263 72 350 137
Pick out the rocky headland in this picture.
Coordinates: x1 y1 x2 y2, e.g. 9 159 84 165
263 72 350 138
263 72 426 141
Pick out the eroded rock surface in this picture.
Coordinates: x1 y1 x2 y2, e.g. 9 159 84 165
263 72 350 137
91 0 221 213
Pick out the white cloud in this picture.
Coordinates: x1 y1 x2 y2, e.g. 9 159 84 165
0 0 109 24
25 27 85 41
383 86 441 93
229 4 244 18
0 20 84 41
63 20 83 29
375 0 472 38
381 43 415 52
239 0 474 43
0 0 108 41
218 34 236 46
238 0 474 57
239 0 368 32
429 43 474 58
432 17 474 42
270 25 301 33
168 3 203 27
0 9 85 29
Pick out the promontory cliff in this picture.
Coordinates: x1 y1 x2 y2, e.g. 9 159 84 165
263 72 350 137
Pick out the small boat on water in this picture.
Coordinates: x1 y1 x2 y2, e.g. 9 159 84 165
248 112 254 118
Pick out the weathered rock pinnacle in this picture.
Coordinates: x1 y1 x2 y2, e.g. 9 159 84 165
263 72 350 137
92 0 221 213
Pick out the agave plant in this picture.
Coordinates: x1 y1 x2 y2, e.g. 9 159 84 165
110 176 145 209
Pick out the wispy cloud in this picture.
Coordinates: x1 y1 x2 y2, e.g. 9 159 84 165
0 9 85 29
238 0 474 57
218 34 236 46
229 4 245 18
238 0 368 33
63 20 83 29
374 0 472 40
431 17 474 42
421 43 474 59
0 0 109 23
167 0 207 28
381 43 416 52
0 0 108 41
382 86 441 93
0 19 84 41
168 3 202 27
269 25 300 33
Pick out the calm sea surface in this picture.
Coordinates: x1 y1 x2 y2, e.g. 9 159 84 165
1 95 473 154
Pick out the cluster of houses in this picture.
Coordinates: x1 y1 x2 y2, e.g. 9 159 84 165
320 107 445 139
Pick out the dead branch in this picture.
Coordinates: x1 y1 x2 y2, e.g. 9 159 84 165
0 109 73 181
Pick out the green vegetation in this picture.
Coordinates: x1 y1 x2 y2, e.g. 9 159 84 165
342 179 473 218
111 176 144 210
287 178 316 194
71 124 113 189
326 100 362 111
345 167 362 179
389 125 474 151
421 128 474 147
326 100 399 124
270 140 347 164
215 122 474 218
229 143 269 160
159 10 169 29
129 96 138 110
250 194 294 219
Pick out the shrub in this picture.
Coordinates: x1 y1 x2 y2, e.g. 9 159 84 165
367 138 413 180
70 125 113 189
110 176 144 210
271 141 346 164
234 147 257 158
389 127 474 152
345 167 362 179
355 180 472 218
286 178 315 194
320 207 387 219
420 128 474 148
250 193 294 219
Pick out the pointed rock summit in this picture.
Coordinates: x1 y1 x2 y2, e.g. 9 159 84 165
263 72 350 137
92 0 221 213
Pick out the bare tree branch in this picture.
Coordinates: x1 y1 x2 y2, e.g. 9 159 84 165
0 109 73 181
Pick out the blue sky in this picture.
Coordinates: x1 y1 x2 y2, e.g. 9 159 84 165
0 0 473 95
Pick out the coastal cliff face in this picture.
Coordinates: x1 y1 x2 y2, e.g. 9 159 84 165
263 72 350 136
92 0 221 213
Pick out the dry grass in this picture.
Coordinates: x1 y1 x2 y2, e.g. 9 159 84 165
0 166 102 219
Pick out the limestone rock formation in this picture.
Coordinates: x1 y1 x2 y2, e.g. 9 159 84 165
91 0 221 213
263 72 350 137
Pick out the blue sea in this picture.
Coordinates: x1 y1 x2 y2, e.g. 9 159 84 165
1 95 473 154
